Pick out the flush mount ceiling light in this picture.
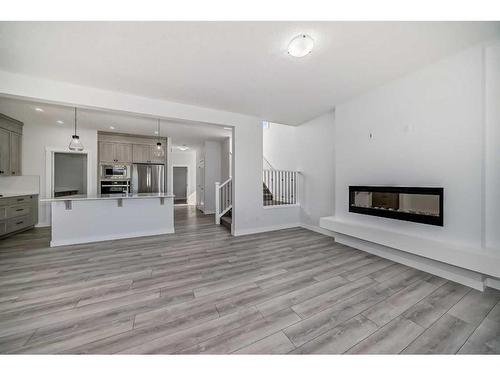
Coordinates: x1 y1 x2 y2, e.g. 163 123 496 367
153 119 165 158
56 120 64 124
109 126 115 130
177 145 189 151
35 107 44 112
68 107 84 151
287 34 314 57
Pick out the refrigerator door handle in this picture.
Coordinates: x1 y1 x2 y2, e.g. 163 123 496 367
147 166 151 191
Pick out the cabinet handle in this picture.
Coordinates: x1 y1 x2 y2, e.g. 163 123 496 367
16 198 24 201
16 221 24 225
15 208 24 212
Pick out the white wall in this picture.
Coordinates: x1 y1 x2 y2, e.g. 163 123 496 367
203 140 222 214
263 123 297 170
334 43 497 251
236 121 300 234
296 111 336 229
486 42 500 250
171 150 196 205
0 175 39 195
220 137 231 182
22 121 97 226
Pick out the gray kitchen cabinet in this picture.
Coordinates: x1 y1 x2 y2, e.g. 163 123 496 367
9 132 21 175
133 144 165 164
0 128 9 176
0 194 38 239
132 144 152 163
99 142 133 164
114 143 132 163
0 113 23 176
99 142 116 163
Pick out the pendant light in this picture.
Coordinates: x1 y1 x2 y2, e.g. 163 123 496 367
153 118 164 158
68 107 84 151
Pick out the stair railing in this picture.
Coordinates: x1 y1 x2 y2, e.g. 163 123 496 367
263 156 275 171
215 177 233 224
263 170 300 206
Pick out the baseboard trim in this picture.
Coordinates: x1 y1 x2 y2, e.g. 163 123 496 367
485 277 500 291
50 228 175 247
233 223 301 236
301 224 336 237
335 233 485 291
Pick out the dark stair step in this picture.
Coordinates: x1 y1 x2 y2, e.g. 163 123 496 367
220 215 232 231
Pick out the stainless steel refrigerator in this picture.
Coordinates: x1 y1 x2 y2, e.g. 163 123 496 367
131 163 165 194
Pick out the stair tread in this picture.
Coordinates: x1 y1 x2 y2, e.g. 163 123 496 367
221 216 232 224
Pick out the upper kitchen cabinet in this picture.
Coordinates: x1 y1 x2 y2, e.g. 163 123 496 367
133 144 166 164
0 113 23 176
132 144 150 163
99 142 132 164
9 133 21 175
114 143 133 163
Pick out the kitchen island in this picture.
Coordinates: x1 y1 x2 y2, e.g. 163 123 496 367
41 193 174 247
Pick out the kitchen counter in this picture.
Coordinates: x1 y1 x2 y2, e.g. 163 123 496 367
41 193 174 202
0 192 39 198
46 192 175 247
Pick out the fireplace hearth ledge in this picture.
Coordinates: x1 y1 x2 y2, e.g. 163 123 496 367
319 216 500 281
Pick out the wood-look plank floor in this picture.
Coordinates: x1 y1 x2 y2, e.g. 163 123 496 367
0 205 499 354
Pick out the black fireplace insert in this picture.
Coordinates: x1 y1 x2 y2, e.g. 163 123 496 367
349 186 444 226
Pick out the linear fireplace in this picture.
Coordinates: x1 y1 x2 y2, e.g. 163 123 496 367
349 186 444 226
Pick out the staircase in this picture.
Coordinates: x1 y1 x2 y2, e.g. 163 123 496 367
263 169 299 206
220 209 232 231
215 177 233 231
263 182 274 206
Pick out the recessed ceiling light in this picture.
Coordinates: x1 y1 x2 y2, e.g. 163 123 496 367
56 120 64 124
288 34 314 58
154 131 159 135
223 127 232 130
109 126 115 130
177 145 189 151
35 107 44 112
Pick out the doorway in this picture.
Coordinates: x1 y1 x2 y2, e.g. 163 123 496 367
173 166 188 204
53 152 88 197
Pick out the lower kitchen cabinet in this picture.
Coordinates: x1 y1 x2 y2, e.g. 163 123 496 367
0 195 38 239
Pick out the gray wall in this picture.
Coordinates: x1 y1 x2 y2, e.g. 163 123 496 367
54 152 87 195
173 166 188 201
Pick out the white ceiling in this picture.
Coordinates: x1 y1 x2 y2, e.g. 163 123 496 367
0 22 499 125
0 96 231 151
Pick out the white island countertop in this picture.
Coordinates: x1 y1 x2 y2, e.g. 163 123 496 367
41 193 175 202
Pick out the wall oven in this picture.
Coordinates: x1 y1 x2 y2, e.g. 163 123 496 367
100 164 130 179
100 180 130 194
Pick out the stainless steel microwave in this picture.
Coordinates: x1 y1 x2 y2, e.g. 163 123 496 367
100 164 130 179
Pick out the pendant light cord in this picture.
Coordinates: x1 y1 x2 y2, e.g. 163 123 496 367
74 107 77 135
